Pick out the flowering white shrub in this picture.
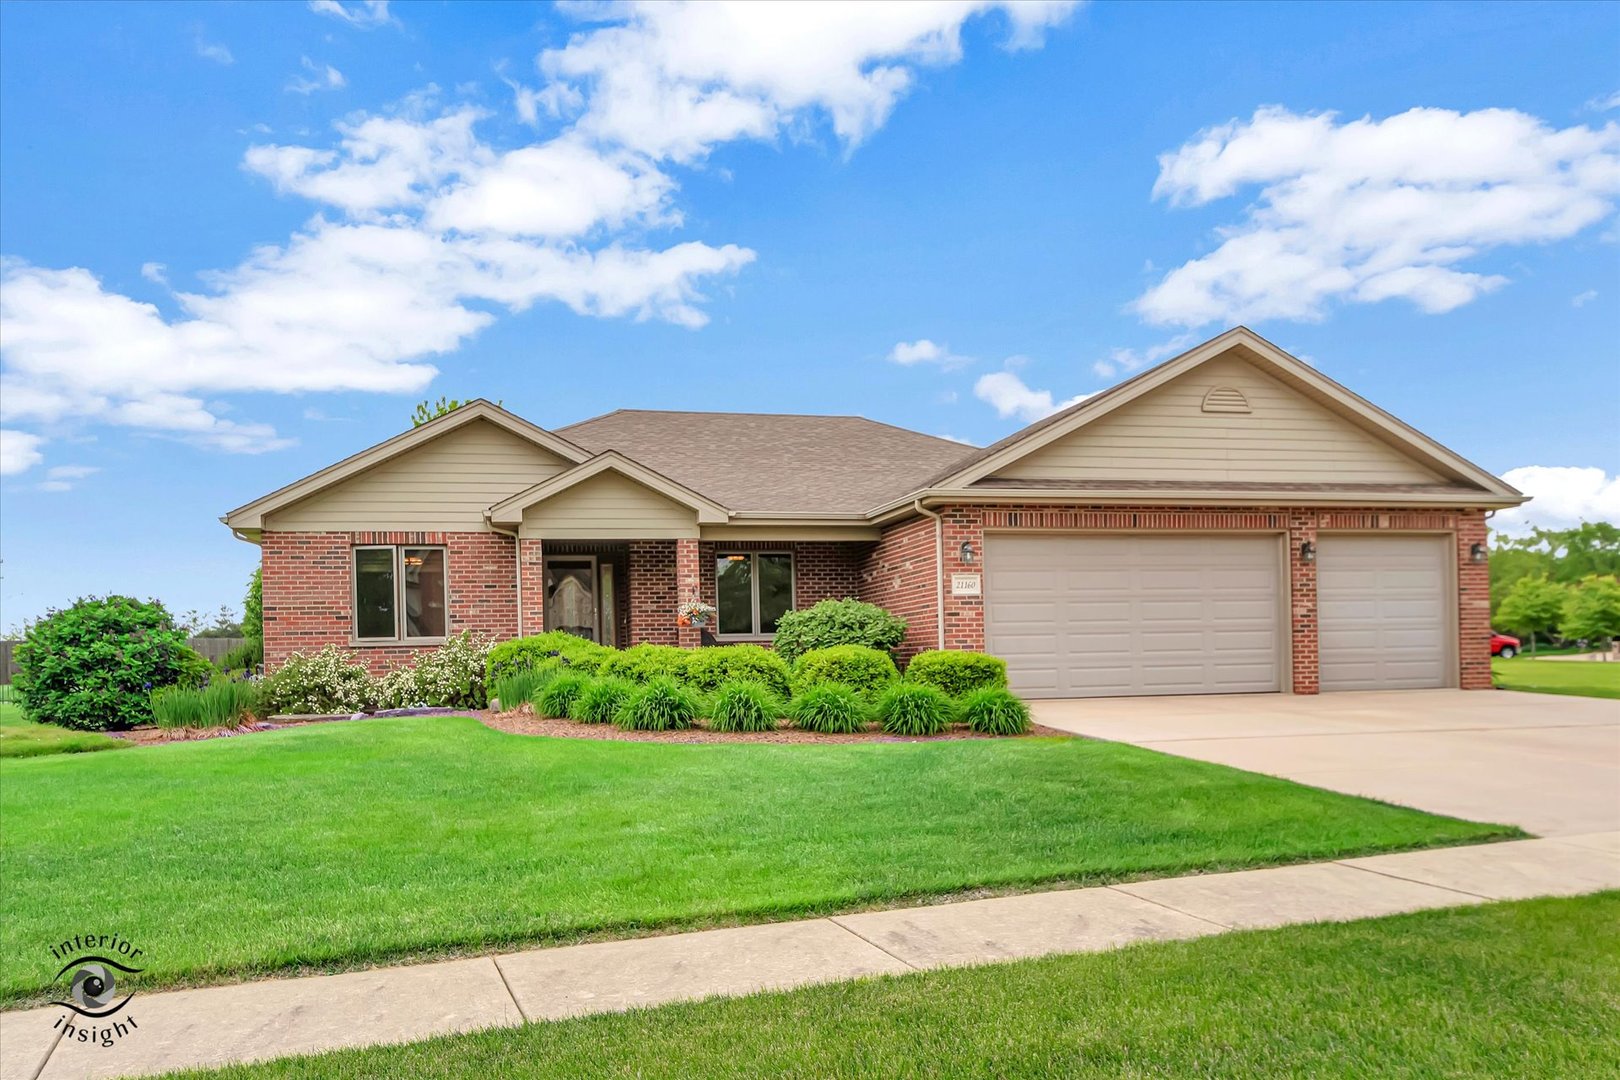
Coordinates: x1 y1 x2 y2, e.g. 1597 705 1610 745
261 646 378 715
377 631 493 710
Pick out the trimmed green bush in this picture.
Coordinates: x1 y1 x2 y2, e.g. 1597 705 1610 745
261 645 379 714
614 677 700 731
793 645 899 697
486 632 611 684
684 645 792 698
219 637 264 674
598 643 693 683
706 680 781 733
876 682 953 736
150 679 261 729
376 631 494 710
771 598 907 663
13 595 203 731
534 672 593 719
958 687 1032 735
904 650 1008 697
568 677 637 724
787 684 869 734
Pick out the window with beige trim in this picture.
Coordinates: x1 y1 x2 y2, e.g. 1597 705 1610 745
354 546 448 642
715 551 793 637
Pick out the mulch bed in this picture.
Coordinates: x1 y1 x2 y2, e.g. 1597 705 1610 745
480 705 1071 744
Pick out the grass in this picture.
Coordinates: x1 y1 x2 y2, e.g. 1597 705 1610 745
1493 655 1620 699
0 715 1517 1005
0 701 130 759
169 893 1620 1079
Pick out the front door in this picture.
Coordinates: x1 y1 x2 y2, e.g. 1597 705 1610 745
544 557 598 641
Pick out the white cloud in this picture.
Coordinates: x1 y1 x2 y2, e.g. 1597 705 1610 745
1588 90 1620 113
1135 106 1620 327
1572 289 1598 308
1494 466 1620 534
539 1 1078 161
287 57 347 95
973 370 1091 422
140 261 168 285
196 38 234 65
1092 332 1196 379
887 338 970 369
309 0 396 29
0 429 44 476
36 464 99 493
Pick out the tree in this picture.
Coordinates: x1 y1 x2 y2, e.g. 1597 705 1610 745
1560 575 1620 657
411 397 499 427
1493 576 1566 653
1490 522 1620 618
242 568 263 642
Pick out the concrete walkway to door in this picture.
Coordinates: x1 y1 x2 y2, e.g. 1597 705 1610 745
1031 689 1619 837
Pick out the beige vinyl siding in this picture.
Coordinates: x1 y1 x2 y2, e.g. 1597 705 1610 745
265 419 571 531
521 471 699 539
994 355 1444 484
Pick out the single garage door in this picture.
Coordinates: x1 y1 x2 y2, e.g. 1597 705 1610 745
984 534 1282 699
1318 535 1451 691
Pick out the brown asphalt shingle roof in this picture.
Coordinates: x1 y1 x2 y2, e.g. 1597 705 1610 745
557 410 977 514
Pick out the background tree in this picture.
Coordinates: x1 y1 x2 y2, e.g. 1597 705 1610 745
1561 575 1620 657
1493 575 1566 654
411 397 500 427
242 568 262 642
1491 522 1620 617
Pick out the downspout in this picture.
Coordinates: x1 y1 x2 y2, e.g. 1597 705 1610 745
913 499 946 650
487 516 523 636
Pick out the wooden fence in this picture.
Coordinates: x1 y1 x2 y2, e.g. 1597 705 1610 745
0 637 247 684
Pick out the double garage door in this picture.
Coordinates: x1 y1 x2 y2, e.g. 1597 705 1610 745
985 534 1451 698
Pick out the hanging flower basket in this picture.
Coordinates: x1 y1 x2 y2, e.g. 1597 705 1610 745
678 599 717 628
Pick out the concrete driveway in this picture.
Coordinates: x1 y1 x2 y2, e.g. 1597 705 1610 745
1032 689 1619 837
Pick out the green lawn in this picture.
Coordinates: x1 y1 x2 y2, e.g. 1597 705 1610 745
0 700 130 759
1493 656 1620 699
171 893 1620 1080
0 716 1516 1005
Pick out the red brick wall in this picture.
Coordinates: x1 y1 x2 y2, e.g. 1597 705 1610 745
877 504 1494 693
261 530 517 674
628 540 678 645
857 515 939 665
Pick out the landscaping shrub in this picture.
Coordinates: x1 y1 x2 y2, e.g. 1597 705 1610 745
260 646 379 715
219 637 264 674
486 631 611 684
786 684 869 734
150 679 261 729
172 646 219 689
376 632 493 709
904 650 1008 697
491 667 554 711
684 645 792 697
958 687 1032 735
534 672 594 719
13 595 202 731
793 645 899 697
614 677 700 731
706 680 782 733
771 598 908 663
568 677 637 724
598 643 693 683
875 682 953 736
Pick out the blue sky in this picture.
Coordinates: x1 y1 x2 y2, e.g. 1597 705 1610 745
1 0 1617 629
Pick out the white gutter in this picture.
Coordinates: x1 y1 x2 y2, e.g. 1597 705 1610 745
912 498 945 650
486 517 524 635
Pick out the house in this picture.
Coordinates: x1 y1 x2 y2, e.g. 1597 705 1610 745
222 327 1525 699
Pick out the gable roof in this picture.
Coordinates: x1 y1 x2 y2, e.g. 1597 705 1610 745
221 400 590 531
917 327 1524 504
557 410 974 515
487 450 731 528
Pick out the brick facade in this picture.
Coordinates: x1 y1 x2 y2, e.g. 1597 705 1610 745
262 530 517 674
627 540 679 646
856 516 938 665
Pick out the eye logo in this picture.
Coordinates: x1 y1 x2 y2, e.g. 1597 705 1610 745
52 956 143 1018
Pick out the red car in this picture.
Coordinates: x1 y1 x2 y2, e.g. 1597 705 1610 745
1491 632 1520 659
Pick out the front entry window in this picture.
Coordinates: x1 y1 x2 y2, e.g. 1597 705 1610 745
715 552 794 637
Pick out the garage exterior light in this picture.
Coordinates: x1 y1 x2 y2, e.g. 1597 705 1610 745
1300 540 1316 564
1470 542 1487 564
959 540 976 564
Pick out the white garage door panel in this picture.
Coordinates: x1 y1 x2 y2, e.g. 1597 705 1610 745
985 535 1282 699
1318 535 1450 692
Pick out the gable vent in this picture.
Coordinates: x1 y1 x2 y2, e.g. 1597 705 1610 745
1201 386 1251 414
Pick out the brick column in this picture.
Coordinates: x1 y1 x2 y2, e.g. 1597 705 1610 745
628 540 678 645
1456 511 1492 690
940 506 985 653
675 537 703 648
518 537 545 636
1288 511 1319 694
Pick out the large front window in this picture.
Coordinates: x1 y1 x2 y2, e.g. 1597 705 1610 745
715 551 793 637
354 546 447 641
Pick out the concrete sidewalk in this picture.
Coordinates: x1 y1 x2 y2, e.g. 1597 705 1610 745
3 833 1615 1080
